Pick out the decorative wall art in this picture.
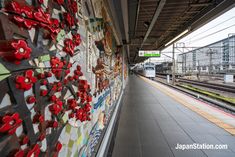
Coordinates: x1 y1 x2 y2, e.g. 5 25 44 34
0 0 124 157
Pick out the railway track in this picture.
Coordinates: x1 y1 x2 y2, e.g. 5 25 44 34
152 75 235 114
156 75 235 93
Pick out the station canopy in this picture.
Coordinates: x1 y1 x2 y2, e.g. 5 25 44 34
106 0 235 64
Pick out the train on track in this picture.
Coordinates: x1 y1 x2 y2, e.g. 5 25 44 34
133 62 156 78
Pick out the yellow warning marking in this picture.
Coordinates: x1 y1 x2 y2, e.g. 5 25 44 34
224 128 235 135
140 76 235 136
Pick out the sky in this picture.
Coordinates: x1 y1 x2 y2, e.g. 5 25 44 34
147 6 235 63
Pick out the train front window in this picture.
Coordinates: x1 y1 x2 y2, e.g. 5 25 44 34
145 67 154 70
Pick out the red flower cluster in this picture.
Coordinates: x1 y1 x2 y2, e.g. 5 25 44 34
73 65 83 80
0 113 22 135
70 0 78 13
0 40 32 64
73 34 81 46
51 82 63 92
77 79 92 103
16 70 37 91
33 113 44 124
78 80 89 92
49 98 63 115
6 2 36 29
50 57 65 78
34 8 60 40
63 12 76 28
5 2 61 40
63 34 81 56
37 71 52 79
75 103 91 122
63 39 75 56
46 120 59 128
67 99 78 110
26 95 36 104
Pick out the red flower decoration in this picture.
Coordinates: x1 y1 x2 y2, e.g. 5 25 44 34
52 141 62 157
18 6 34 29
34 8 51 25
44 18 61 40
71 1 78 13
40 89 48 96
87 95 92 102
34 8 61 40
55 141 62 152
26 95 36 104
11 40 31 59
49 18 60 33
26 144 40 157
11 149 24 157
47 120 59 128
5 1 21 14
0 113 22 135
38 133 46 141
73 34 81 46
63 13 75 27
84 103 91 112
50 57 64 77
63 39 75 56
49 100 63 115
33 113 44 123
78 80 89 92
67 99 77 110
54 0 64 5
19 134 29 145
5 1 60 38
0 40 32 64
6 2 36 29
75 103 91 122
45 71 52 77
16 70 37 91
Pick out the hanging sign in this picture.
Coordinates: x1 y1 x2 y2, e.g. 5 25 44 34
139 50 161 57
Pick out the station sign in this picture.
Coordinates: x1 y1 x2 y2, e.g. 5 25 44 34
138 50 161 57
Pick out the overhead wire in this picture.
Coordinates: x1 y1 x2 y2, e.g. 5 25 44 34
182 15 235 43
184 23 235 44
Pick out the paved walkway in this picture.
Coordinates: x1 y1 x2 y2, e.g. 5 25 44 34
111 75 235 157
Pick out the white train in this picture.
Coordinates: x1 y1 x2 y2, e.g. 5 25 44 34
134 62 156 78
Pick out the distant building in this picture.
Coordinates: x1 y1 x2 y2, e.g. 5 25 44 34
177 35 235 75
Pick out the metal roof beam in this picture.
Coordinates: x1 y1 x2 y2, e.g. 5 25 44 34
140 0 166 49
133 0 166 62
190 3 212 7
185 11 201 14
121 0 130 64
134 0 142 37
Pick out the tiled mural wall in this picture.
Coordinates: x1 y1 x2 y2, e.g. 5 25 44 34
0 0 124 156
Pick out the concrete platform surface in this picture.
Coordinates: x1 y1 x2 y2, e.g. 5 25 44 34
111 75 235 157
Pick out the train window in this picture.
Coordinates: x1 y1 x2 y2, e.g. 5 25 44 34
145 67 154 70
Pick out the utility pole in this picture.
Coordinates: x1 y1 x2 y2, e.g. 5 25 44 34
206 48 216 75
197 60 200 81
172 43 176 85
184 54 186 75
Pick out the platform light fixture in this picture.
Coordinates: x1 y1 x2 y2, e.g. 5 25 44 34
165 29 189 47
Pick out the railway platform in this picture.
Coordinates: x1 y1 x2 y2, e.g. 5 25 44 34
110 75 235 157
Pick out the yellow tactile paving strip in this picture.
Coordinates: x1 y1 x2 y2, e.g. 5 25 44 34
140 76 235 136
